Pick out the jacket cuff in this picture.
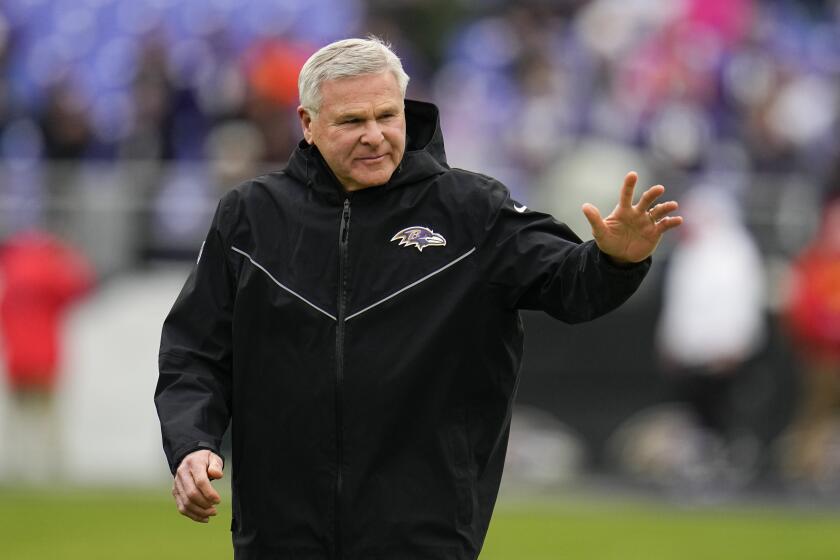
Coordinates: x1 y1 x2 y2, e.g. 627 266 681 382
170 441 225 476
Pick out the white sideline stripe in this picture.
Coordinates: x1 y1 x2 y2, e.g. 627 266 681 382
345 247 476 322
231 246 337 321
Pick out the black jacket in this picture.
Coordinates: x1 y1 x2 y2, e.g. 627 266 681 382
155 100 649 559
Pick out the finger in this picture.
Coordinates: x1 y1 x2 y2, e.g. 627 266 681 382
190 460 222 505
179 466 214 509
183 498 218 519
618 172 638 209
649 200 679 221
635 184 665 211
174 486 216 522
173 489 210 522
175 486 218 519
207 453 224 481
182 507 211 523
655 215 684 233
581 203 607 238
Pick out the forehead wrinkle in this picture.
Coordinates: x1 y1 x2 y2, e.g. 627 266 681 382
319 73 402 116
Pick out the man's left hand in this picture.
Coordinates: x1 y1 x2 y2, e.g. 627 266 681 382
581 171 683 264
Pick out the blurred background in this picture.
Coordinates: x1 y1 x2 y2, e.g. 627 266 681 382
1 0 840 558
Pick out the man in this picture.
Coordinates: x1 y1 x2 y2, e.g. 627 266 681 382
782 196 840 484
155 37 681 559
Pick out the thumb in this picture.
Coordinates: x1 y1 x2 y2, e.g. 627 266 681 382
581 203 606 238
207 453 224 480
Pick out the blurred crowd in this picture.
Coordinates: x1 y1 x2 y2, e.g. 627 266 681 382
0 0 839 494
0 0 837 243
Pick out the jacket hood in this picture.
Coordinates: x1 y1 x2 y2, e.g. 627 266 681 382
285 99 449 202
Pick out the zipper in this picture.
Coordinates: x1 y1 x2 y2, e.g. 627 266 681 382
334 197 351 559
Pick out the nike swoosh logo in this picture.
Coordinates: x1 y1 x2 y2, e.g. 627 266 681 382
514 204 527 213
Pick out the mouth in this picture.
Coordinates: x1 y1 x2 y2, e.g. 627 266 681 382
357 154 387 163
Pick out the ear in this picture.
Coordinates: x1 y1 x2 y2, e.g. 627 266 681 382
297 106 315 145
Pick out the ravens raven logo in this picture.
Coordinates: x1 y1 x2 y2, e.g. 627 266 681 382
390 226 447 252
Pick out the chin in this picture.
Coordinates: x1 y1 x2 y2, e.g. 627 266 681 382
354 171 393 189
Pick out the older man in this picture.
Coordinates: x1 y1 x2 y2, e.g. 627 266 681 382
155 37 681 559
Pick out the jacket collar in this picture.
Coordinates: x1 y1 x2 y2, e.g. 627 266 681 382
284 99 449 203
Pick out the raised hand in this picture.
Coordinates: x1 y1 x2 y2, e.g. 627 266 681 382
581 172 683 264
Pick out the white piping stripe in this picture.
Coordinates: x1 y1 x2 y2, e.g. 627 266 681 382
345 247 476 322
231 246 337 321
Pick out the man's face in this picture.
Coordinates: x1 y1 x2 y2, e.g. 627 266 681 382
298 71 406 192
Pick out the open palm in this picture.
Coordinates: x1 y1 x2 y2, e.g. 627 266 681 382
582 172 683 264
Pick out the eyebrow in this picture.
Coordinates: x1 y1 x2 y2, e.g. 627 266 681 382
335 104 400 122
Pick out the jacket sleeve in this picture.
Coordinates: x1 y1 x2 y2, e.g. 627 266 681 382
480 182 650 323
154 197 237 474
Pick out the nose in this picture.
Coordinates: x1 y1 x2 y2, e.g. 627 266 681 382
360 119 384 146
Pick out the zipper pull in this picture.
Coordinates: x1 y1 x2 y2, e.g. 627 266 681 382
341 199 351 243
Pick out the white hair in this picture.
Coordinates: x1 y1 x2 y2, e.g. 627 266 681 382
298 36 410 115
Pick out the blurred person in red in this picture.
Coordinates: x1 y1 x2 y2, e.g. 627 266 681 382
0 230 94 483
782 196 840 486
241 38 313 164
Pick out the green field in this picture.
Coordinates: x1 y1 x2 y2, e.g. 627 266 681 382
2 487 839 559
